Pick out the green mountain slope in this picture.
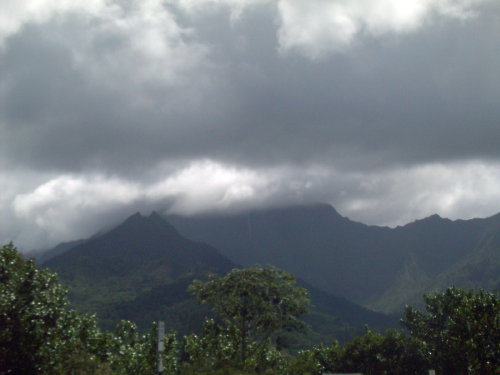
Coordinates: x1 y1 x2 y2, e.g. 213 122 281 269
44 212 235 320
42 211 395 344
368 218 500 313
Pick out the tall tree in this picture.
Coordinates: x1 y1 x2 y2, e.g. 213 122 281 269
401 287 499 375
0 243 113 374
0 242 81 374
189 265 310 365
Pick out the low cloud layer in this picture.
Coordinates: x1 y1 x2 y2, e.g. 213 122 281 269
1 0 499 250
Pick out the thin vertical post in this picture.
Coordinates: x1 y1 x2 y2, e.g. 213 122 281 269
158 321 165 374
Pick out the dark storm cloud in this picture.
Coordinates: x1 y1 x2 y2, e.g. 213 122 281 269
0 0 499 250
1 2 498 175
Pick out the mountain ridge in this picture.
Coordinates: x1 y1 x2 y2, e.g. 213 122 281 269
42 210 395 343
40 204 499 315
166 203 499 312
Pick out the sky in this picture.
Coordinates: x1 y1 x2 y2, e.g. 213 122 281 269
1 0 499 251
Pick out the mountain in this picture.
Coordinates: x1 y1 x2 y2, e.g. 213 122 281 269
43 212 235 330
166 204 500 313
439 223 500 290
42 211 395 343
368 216 500 312
168 204 399 303
28 239 88 264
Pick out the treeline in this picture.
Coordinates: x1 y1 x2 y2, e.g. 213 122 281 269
1 243 498 375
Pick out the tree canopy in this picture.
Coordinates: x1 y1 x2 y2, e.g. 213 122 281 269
0 243 176 375
401 286 499 375
0 242 89 374
2 242 498 375
189 265 310 365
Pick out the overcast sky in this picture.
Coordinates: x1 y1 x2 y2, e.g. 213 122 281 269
1 0 499 251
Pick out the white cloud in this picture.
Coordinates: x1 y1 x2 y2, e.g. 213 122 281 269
6 161 274 248
1 0 493 67
176 0 270 21
0 0 109 46
338 161 500 226
148 160 270 214
6 159 499 251
0 0 208 89
276 0 492 58
3 160 335 248
71 0 207 87
12 175 141 245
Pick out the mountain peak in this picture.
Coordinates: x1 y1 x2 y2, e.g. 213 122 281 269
44 209 234 283
149 211 165 222
406 213 446 227
122 211 144 223
425 213 443 221
308 203 343 218
106 211 180 242
121 210 166 225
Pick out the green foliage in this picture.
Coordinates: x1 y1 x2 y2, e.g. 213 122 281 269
180 319 239 372
3 241 498 375
102 320 178 375
286 342 342 375
402 286 499 375
291 287 498 375
0 243 179 375
189 265 309 366
338 328 428 375
179 318 288 375
287 329 427 375
0 242 107 374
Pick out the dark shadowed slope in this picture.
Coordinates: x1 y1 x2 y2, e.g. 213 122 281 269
167 204 500 312
44 212 235 316
167 204 402 303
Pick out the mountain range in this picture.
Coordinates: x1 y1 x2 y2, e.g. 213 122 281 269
41 210 395 345
166 204 499 313
39 203 499 344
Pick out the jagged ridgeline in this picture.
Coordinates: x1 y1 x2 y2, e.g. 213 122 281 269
166 204 500 313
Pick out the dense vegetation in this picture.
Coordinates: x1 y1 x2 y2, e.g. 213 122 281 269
1 243 499 375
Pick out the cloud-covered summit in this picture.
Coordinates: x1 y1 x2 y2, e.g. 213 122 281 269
1 0 499 250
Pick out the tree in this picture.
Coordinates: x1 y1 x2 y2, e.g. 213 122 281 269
287 329 428 375
401 287 499 375
286 341 342 375
189 265 310 366
1 243 183 375
338 328 428 375
0 243 113 374
106 320 178 375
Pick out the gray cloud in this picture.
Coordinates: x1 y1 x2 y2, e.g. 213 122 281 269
0 0 499 250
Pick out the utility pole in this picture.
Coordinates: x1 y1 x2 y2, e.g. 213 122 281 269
157 321 165 374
